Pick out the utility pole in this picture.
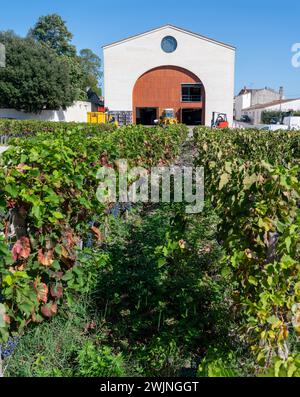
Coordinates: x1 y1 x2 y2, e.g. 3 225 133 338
279 86 284 123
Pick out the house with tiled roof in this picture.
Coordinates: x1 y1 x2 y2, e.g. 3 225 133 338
234 86 284 121
242 97 300 124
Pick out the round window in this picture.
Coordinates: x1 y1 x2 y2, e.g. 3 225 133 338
161 36 177 53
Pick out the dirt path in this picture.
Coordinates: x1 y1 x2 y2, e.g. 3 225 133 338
174 127 197 168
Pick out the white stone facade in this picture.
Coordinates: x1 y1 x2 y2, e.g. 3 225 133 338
103 25 236 126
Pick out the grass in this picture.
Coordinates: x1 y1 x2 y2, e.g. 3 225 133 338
4 202 248 377
4 296 107 377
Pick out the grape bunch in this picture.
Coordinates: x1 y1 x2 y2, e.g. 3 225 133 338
0 336 19 359
110 202 132 219
84 220 95 248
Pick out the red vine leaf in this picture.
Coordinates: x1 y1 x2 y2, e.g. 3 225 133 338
50 283 63 299
100 154 109 166
34 281 49 303
12 237 31 262
38 249 54 267
41 302 58 318
66 231 76 248
3 314 11 324
16 163 27 173
6 199 17 209
49 271 64 280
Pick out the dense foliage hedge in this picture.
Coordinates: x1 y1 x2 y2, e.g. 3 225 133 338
2 123 300 377
0 119 116 137
194 127 300 374
0 124 188 342
94 202 230 376
194 127 300 165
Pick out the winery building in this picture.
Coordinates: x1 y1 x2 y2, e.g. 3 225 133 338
103 24 235 126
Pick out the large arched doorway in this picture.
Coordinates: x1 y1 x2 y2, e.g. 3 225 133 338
132 66 205 125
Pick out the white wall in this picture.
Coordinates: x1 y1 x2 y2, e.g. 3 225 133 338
235 93 251 120
0 101 91 122
251 88 281 106
103 26 235 126
244 99 300 125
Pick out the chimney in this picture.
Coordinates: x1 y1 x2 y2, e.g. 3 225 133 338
279 86 284 100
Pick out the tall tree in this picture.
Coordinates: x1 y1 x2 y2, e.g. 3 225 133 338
79 49 102 96
28 14 99 99
28 14 76 57
0 32 78 113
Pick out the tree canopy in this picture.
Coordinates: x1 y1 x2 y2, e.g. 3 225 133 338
28 14 76 57
0 32 78 113
79 49 102 96
0 14 102 112
28 14 102 95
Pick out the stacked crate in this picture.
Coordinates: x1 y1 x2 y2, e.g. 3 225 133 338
109 111 133 126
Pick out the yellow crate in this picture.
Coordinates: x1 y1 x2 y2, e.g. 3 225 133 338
87 112 106 124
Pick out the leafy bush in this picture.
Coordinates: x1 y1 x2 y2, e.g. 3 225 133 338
95 202 231 376
76 342 125 377
0 124 188 342
197 348 243 377
6 123 300 377
193 127 300 166
261 111 283 124
259 354 300 377
0 32 80 113
193 126 300 369
0 119 116 137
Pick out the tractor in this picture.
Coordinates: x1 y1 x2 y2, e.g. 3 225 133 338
159 109 178 126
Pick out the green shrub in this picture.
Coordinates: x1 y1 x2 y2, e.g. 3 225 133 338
259 354 300 377
131 338 185 377
193 126 300 166
76 342 125 377
0 119 116 137
197 348 242 377
0 124 188 342
193 126 300 368
95 202 231 376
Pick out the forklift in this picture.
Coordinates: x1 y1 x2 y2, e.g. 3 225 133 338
211 112 229 129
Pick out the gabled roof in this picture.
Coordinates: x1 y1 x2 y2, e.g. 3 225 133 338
242 98 300 111
238 88 253 96
238 87 280 96
102 24 235 51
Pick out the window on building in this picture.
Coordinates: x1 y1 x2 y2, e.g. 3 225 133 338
181 84 202 102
